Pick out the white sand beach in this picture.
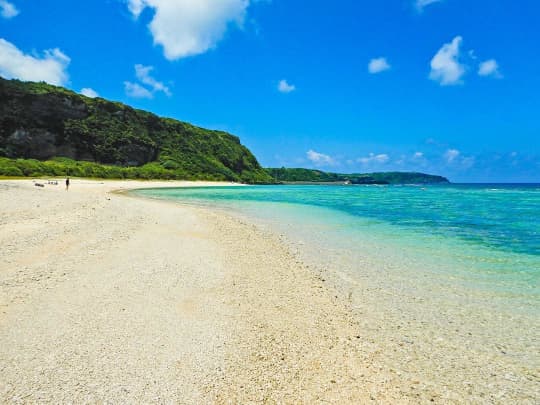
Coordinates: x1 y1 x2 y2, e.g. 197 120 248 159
0 179 403 403
1 179 537 404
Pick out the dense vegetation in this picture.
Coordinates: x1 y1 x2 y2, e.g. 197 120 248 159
266 168 342 183
0 78 273 183
0 158 450 185
265 168 450 184
360 172 450 184
0 157 247 180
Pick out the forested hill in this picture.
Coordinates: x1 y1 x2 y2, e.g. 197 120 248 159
266 168 450 184
0 77 273 183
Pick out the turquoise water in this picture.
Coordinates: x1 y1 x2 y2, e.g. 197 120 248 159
135 184 540 304
135 183 540 398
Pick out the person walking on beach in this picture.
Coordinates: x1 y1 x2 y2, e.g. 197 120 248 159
65 177 70 191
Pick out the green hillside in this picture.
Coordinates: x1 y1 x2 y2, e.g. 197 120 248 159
265 168 450 184
0 78 273 183
266 168 341 183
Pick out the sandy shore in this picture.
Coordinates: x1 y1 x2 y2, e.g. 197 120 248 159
0 179 409 403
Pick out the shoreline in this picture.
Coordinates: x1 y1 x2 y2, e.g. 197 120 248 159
0 179 392 403
1 179 537 403
132 184 540 403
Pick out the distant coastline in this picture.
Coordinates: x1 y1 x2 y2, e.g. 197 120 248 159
0 156 450 185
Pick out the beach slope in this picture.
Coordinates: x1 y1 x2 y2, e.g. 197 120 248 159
0 180 402 403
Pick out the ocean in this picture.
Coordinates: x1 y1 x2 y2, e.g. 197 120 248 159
134 183 539 400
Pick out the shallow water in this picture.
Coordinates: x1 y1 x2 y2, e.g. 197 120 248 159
134 184 540 401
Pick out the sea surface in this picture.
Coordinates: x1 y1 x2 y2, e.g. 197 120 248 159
134 183 540 400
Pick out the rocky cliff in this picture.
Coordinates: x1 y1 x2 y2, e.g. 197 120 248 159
0 78 273 183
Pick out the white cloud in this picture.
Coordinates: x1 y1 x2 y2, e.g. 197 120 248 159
358 153 390 165
124 64 170 98
444 149 460 163
413 152 424 159
307 150 335 166
478 59 502 78
0 0 19 18
127 0 250 60
368 57 391 74
415 0 443 12
429 36 465 86
443 149 475 169
124 81 153 99
135 64 171 96
128 0 145 17
80 88 99 98
0 38 70 85
278 79 295 93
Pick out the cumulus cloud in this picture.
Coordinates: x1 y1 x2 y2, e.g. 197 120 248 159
413 152 424 159
124 81 153 99
278 79 295 93
135 64 171 96
307 150 335 166
368 57 391 74
124 64 170 98
80 88 99 98
358 153 390 165
0 38 70 85
127 0 145 17
478 59 502 78
127 0 250 60
0 0 18 18
443 149 475 169
444 149 460 163
415 0 443 12
429 36 465 86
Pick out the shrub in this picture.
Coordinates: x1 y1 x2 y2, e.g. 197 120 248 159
0 166 24 176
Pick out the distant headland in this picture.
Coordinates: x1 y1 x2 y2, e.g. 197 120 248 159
266 168 450 184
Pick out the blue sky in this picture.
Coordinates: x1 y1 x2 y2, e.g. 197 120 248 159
0 0 538 182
